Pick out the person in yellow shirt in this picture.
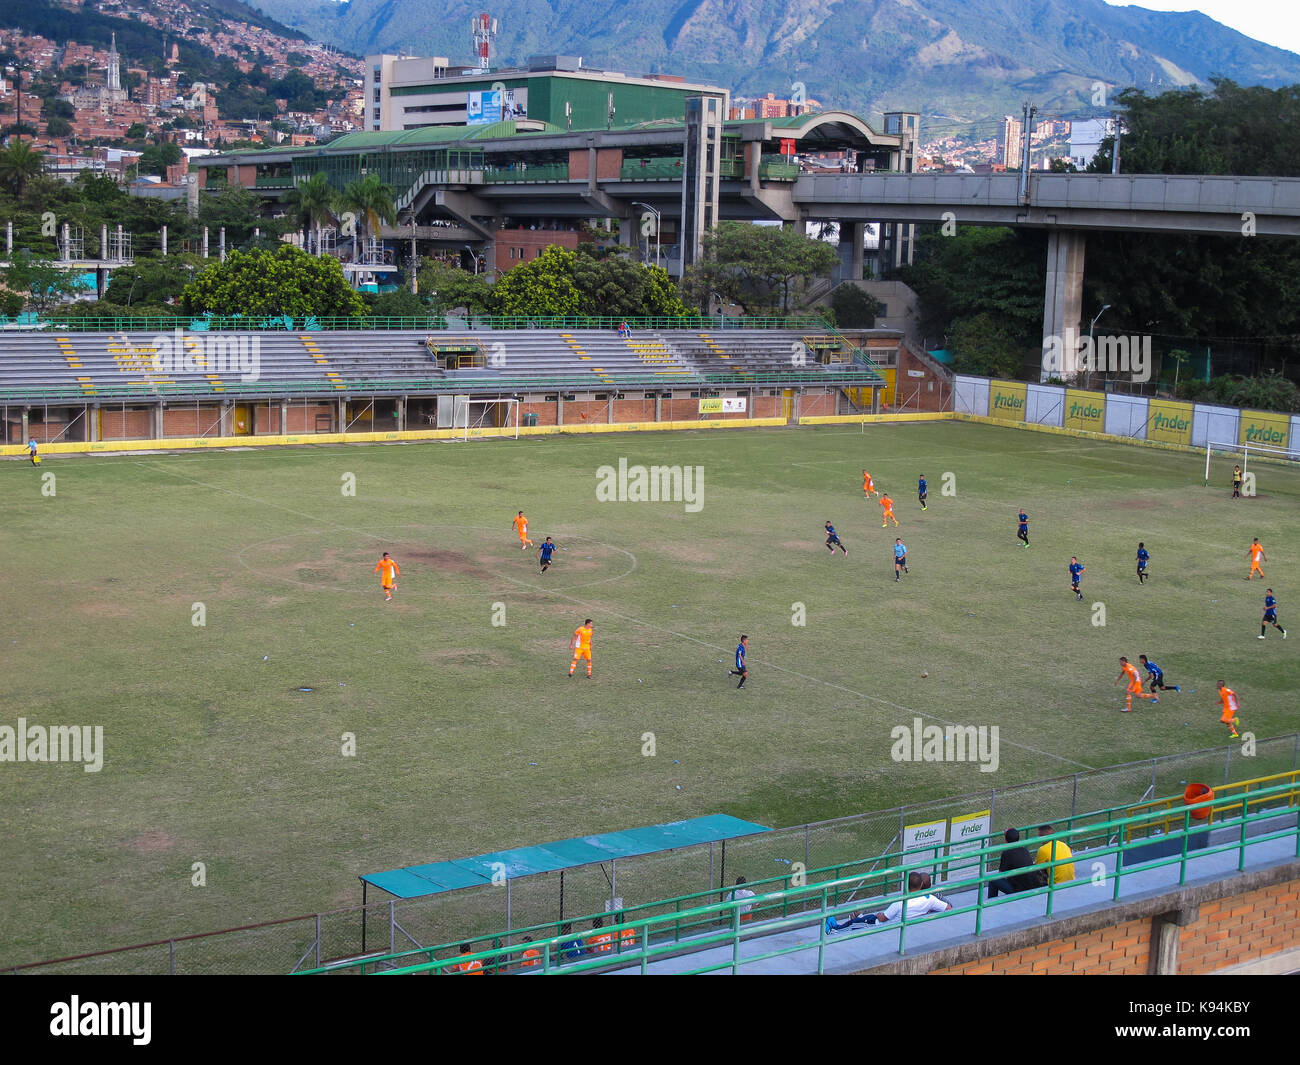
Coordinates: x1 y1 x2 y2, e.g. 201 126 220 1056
1114 655 1158 712
862 470 878 498
512 510 534 549
568 618 594 678
1247 538 1267 580
879 492 899 527
373 551 400 602
1034 825 1075 883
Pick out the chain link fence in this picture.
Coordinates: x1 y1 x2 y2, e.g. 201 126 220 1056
11 734 1298 975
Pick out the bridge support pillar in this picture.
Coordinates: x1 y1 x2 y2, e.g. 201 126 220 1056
1042 230 1085 381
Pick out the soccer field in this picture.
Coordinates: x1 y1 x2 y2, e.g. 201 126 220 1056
2 420 1297 966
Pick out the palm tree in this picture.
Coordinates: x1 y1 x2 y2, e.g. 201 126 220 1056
284 171 337 255
338 173 397 256
0 140 45 196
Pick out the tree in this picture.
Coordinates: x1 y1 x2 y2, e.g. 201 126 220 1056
283 172 337 255
415 259 497 315
0 140 45 196
181 245 366 318
105 254 205 306
2 251 82 313
680 222 837 314
894 226 1045 352
571 246 691 317
197 185 265 248
366 289 428 317
139 142 183 176
44 116 71 138
949 312 1026 379
829 284 881 328
492 245 582 316
337 173 396 250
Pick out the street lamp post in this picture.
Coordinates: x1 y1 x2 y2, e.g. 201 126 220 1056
630 201 660 269
1087 303 1111 390
463 244 481 275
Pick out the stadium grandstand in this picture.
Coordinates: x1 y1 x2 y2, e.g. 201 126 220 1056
0 317 907 445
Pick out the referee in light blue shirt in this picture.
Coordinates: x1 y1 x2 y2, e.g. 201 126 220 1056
894 538 909 581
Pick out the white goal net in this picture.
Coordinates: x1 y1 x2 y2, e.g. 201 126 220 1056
1204 439 1300 486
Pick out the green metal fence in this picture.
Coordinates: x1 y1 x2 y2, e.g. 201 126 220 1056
333 778 1300 975
25 314 834 334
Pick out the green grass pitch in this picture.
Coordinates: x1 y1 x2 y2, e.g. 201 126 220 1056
1 420 1297 965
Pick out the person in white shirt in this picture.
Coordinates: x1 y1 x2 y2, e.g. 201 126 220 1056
875 872 951 923
726 875 756 919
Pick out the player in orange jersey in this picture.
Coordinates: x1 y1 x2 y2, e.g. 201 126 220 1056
568 618 594 678
1246 538 1267 580
879 492 899 527
373 551 400 602
1217 682 1243 738
512 510 534 549
1114 656 1158 712
862 470 878 498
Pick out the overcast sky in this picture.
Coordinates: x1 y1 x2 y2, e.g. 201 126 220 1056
1105 1 1300 55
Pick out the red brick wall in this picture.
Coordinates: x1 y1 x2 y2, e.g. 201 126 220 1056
799 391 837 417
931 878 1300 975
897 346 951 413
162 406 220 437
1178 883 1300 973
286 404 334 433
100 409 152 440
595 148 622 180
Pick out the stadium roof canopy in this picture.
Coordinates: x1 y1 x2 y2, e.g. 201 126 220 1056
361 814 770 900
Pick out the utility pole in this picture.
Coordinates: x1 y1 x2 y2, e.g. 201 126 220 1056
1018 101 1037 203
1111 111 1123 174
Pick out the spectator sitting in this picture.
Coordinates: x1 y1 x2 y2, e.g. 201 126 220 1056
725 875 756 921
987 827 1045 898
586 915 613 954
518 935 541 970
612 911 637 950
451 942 483 974
825 910 876 933
874 871 952 923
1034 824 1076 883
558 922 585 960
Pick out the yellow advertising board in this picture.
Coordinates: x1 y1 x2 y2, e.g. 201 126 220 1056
987 380 1027 422
1239 409 1290 450
1063 389 1106 433
1146 399 1194 445
698 397 723 414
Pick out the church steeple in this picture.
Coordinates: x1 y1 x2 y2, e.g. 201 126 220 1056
107 32 121 92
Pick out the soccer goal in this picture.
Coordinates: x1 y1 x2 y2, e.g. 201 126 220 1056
1204 439 1300 486
457 398 521 441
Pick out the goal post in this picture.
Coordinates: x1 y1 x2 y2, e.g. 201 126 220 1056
458 398 521 441
1204 439 1300 486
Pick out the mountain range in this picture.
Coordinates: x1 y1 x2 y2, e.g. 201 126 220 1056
244 0 1300 128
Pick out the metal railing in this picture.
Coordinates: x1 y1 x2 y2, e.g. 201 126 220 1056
10 736 1296 975
20 314 835 334
481 164 571 183
339 779 1300 975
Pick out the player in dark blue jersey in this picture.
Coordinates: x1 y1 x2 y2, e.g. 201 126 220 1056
1138 655 1180 693
1017 509 1029 548
893 538 909 581
538 536 559 572
1260 589 1287 639
1136 542 1150 584
918 474 928 511
1068 557 1085 601
728 635 749 688
824 521 848 555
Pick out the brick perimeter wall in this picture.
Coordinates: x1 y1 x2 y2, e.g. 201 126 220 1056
930 877 1300 975
100 409 152 440
162 406 221 437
